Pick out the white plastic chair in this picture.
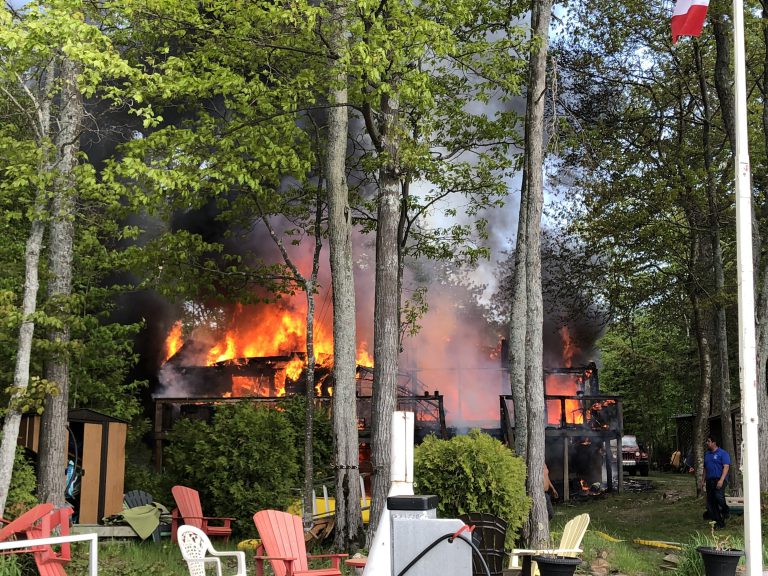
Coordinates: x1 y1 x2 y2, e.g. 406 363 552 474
177 525 246 576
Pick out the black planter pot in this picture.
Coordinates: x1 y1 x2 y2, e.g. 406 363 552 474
696 546 744 576
532 555 581 576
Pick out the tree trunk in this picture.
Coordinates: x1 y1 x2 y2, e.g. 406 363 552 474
691 295 714 498
509 171 529 459
711 0 735 152
37 57 84 507
520 0 552 547
325 5 364 548
756 0 768 493
682 193 714 498
369 92 401 543
260 193 323 529
694 42 738 492
303 282 317 530
0 61 55 518
0 216 46 518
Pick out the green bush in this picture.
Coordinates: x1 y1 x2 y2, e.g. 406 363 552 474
414 430 530 544
164 402 299 536
123 418 167 501
5 446 38 519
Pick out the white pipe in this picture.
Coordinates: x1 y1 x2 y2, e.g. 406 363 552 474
0 532 99 576
363 411 415 576
732 0 763 571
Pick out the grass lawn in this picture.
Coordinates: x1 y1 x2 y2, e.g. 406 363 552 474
552 471 768 575
44 472 767 575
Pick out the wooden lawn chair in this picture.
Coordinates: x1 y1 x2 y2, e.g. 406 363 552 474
24 506 73 576
0 503 54 542
171 485 234 543
124 490 154 509
509 512 590 576
252 509 347 576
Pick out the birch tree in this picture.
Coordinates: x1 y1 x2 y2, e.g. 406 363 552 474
351 0 530 536
323 0 365 549
0 0 150 516
510 0 554 544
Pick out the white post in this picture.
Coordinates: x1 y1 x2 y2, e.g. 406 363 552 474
732 0 763 572
363 411 415 576
0 532 99 576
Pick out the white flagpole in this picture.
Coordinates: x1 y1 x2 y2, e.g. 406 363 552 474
732 0 763 572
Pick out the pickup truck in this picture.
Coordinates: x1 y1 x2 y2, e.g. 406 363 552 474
622 434 650 476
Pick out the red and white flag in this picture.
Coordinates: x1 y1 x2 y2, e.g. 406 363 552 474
671 0 710 43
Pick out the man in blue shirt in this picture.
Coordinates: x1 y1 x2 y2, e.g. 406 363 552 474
700 435 731 528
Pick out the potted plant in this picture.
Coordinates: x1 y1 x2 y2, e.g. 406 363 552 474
531 554 581 576
532 535 582 576
696 522 744 576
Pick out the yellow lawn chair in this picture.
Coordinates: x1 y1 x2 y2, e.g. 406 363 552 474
509 513 590 575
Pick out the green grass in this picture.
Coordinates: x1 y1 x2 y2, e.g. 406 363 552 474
27 472 767 575
66 540 190 576
65 538 354 576
551 471 768 575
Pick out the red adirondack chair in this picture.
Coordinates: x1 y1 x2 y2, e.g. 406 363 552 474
25 507 73 576
252 510 347 576
170 485 234 543
0 504 72 576
0 503 54 542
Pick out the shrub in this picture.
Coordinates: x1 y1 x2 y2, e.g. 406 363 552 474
414 430 530 544
123 418 167 503
164 402 299 536
5 446 38 519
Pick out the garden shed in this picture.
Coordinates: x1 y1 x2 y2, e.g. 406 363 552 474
18 409 127 524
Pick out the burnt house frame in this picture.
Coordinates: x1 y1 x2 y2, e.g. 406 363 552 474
500 367 623 500
152 366 447 471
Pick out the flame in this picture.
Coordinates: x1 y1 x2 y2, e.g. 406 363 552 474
545 373 585 425
162 302 372 398
164 321 183 361
559 326 579 368
316 372 332 396
579 479 589 492
232 375 272 397
285 355 304 381
544 326 588 425
357 343 373 368
207 334 237 365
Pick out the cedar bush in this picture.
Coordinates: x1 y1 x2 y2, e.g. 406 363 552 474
164 402 299 536
414 430 530 543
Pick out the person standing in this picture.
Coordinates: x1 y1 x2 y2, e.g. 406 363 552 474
701 435 731 528
544 463 559 520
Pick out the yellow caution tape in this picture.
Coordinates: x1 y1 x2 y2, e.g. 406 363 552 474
632 539 683 550
594 531 623 542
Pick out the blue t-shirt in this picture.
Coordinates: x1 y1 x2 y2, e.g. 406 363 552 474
704 447 731 480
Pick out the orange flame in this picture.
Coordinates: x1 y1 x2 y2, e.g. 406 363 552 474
545 373 585 425
285 355 304 381
357 343 373 368
162 303 372 397
164 321 183 361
